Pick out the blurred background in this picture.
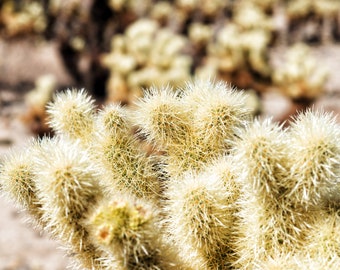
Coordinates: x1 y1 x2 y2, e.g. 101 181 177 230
0 0 340 269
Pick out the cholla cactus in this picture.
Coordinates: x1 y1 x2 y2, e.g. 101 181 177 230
286 0 340 43
32 137 104 244
232 119 307 268
262 207 340 269
233 0 274 31
0 136 105 269
92 104 161 202
272 43 329 100
25 75 57 112
225 0 275 69
286 110 340 208
149 1 185 30
107 0 151 14
0 144 44 224
188 22 213 47
197 18 272 89
31 137 106 269
0 0 46 37
1 79 340 269
165 160 240 269
257 252 340 270
197 23 245 77
132 85 191 149
183 80 250 150
47 89 97 145
23 74 57 135
286 0 313 18
287 0 340 19
133 80 251 177
233 110 340 268
101 19 191 104
246 0 278 11
175 0 230 17
301 209 340 262
314 0 340 43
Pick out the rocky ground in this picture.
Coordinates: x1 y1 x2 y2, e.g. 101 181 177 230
0 38 340 269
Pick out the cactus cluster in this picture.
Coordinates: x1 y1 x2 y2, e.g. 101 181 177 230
0 0 46 37
22 74 57 135
101 19 191 104
272 43 329 100
3 0 336 109
1 79 339 269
